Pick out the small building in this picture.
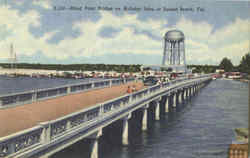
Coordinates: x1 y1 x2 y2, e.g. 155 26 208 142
216 69 225 74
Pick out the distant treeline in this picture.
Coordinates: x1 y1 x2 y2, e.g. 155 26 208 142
0 52 249 74
187 65 219 74
0 63 142 72
0 63 220 73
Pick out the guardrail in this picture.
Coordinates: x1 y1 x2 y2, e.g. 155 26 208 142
0 74 213 158
0 78 135 108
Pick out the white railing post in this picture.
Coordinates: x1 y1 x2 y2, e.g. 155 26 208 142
129 94 133 103
109 80 112 88
32 91 37 102
67 86 71 94
66 119 71 130
100 104 104 114
0 98 2 107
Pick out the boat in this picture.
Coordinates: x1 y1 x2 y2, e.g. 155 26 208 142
227 72 242 79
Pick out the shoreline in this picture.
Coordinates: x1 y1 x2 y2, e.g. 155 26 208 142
236 79 249 83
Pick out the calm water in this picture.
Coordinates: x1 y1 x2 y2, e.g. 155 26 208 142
52 79 248 158
0 75 103 95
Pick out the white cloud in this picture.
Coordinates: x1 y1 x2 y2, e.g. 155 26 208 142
32 0 52 9
176 17 213 41
216 40 249 62
0 5 41 58
210 18 250 44
0 6 249 65
56 11 166 58
51 12 250 65
173 17 250 65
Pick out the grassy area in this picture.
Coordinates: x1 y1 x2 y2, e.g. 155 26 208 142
235 128 248 142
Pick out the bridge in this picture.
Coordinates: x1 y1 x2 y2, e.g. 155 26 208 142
0 74 213 158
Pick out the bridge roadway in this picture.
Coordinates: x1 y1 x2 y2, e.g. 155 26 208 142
0 75 212 158
0 81 144 138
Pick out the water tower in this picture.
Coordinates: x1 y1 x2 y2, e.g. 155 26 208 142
162 30 187 73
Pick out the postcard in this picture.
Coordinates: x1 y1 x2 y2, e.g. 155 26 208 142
0 0 249 158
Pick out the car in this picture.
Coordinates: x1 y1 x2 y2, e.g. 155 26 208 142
143 76 159 86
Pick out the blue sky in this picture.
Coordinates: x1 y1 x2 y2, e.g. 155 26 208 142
0 0 249 65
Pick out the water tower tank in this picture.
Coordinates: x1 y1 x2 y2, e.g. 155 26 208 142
164 30 185 42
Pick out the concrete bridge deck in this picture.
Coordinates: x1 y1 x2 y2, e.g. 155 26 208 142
0 81 144 138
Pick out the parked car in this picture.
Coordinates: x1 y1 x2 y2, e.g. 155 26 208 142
143 76 159 86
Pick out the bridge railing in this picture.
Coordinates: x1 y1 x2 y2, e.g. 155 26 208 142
0 74 213 158
0 78 135 109
0 126 43 157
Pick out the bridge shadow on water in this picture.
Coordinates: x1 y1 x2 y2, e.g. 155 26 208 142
51 91 202 158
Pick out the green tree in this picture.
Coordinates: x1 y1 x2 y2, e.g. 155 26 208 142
239 53 250 74
219 57 234 72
